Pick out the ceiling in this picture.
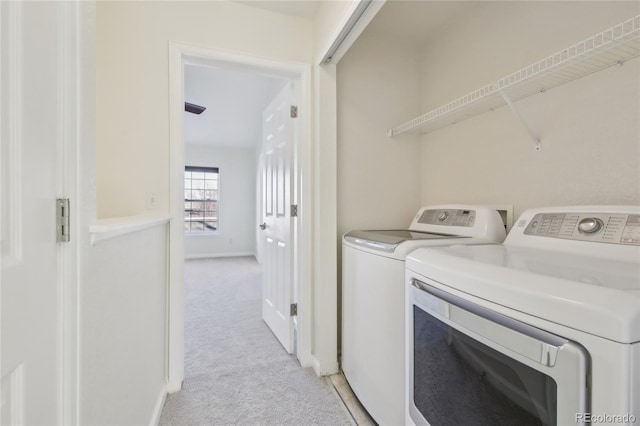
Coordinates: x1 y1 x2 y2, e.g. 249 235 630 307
234 0 320 19
183 1 320 148
184 64 287 148
364 1 481 46
183 1 482 148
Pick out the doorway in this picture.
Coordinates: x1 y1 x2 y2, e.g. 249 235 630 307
168 43 312 392
182 63 286 260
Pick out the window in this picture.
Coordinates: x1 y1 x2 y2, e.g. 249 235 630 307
184 166 218 232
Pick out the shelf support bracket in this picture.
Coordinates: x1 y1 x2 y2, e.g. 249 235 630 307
499 90 541 151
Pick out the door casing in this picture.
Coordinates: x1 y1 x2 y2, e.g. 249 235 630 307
167 42 312 392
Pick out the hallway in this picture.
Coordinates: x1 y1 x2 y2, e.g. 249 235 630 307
159 257 353 425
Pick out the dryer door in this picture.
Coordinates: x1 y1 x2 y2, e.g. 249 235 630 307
407 278 590 426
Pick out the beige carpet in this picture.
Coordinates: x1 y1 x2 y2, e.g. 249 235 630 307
159 257 353 426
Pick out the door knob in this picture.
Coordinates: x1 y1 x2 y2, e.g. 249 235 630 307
259 223 266 230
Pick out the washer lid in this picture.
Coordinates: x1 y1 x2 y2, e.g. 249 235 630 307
344 230 467 253
406 244 640 343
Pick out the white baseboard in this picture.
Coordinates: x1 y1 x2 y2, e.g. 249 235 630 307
185 251 256 260
311 356 340 377
149 384 168 426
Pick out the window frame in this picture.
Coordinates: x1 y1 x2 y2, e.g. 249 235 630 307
184 165 219 235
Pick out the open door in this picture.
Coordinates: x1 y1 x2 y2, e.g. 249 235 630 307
1 2 77 423
259 82 296 353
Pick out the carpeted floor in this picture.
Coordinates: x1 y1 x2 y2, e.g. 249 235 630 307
159 257 353 426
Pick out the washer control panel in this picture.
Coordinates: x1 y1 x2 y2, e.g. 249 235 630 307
524 213 640 245
418 209 476 227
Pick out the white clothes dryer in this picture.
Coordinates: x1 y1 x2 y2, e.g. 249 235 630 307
342 205 507 426
405 206 640 426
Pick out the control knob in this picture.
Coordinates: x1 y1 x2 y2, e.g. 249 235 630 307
577 217 603 234
438 212 449 222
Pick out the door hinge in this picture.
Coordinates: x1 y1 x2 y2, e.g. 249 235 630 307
290 303 298 316
56 198 70 243
290 105 298 118
290 204 298 217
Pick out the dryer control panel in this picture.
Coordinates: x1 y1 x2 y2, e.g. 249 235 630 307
524 213 640 245
418 209 476 227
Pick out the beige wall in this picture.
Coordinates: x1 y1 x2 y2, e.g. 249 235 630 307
96 1 313 217
418 1 640 218
337 29 422 237
336 25 422 355
96 0 362 380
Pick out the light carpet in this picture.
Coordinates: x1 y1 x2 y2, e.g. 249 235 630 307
159 257 353 426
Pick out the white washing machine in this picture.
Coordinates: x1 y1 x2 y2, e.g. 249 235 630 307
406 206 640 426
342 205 507 426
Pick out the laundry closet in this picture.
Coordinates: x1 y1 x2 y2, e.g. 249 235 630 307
336 1 640 241
335 1 639 423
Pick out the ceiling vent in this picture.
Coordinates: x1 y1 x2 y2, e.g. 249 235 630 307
185 102 206 114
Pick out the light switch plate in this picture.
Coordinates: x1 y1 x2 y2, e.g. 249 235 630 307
146 192 159 210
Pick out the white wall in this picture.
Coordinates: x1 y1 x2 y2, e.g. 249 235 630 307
418 2 640 218
82 225 168 426
185 144 257 258
96 0 313 217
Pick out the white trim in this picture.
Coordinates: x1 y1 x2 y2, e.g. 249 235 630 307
53 2 94 423
75 2 96 423
1 0 23 267
56 2 81 425
9 0 22 263
89 214 171 246
148 384 167 426
310 63 339 376
294 62 313 369
185 251 256 260
184 231 220 236
168 41 186 393
315 0 386 65
168 42 313 391
2 364 26 424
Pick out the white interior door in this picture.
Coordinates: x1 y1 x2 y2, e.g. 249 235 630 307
1 2 65 424
260 82 296 353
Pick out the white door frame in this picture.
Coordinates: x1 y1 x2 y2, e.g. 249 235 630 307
167 42 312 392
57 3 83 423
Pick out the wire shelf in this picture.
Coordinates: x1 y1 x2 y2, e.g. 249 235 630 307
388 15 640 137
